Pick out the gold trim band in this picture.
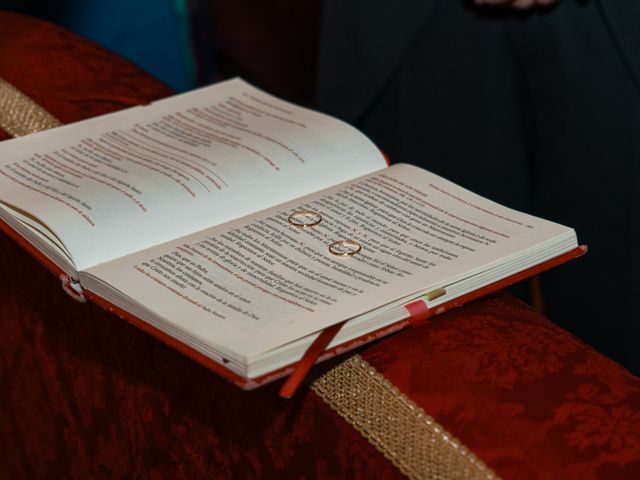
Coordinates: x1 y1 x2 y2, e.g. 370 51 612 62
310 355 500 480
0 78 61 137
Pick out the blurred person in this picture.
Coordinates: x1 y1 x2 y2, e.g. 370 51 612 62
316 0 640 373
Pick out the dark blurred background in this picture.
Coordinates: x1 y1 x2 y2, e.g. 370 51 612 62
0 0 320 102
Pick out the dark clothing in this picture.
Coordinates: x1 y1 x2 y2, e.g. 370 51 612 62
317 0 640 373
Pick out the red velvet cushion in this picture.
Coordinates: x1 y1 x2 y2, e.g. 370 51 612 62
1 11 639 479
362 296 640 479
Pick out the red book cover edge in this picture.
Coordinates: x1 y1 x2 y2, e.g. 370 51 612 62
0 212 587 391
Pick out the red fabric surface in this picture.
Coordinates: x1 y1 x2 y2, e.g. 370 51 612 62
1 11 639 480
362 298 640 479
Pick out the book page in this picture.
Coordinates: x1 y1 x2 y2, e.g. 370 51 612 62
0 79 386 271
84 164 575 362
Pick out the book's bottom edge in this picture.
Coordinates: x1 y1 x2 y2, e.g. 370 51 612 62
1 216 586 390
85 245 586 390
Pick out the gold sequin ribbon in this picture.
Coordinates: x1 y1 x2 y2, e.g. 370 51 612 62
310 355 500 480
0 75 499 480
0 78 61 137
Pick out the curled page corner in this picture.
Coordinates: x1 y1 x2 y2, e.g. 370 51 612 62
59 273 87 303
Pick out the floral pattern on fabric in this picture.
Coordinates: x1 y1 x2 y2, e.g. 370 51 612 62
362 296 640 479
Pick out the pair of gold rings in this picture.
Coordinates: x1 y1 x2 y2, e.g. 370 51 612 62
287 210 361 257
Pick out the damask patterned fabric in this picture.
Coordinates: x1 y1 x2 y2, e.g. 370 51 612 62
360 298 640 479
1 11 639 479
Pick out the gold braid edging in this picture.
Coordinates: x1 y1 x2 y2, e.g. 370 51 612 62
310 355 501 480
0 78 61 137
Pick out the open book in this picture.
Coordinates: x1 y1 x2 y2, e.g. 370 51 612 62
0 78 582 388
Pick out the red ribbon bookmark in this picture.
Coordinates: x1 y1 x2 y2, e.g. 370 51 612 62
405 299 431 326
279 300 430 398
279 320 346 399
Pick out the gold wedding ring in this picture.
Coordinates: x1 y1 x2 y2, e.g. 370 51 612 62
329 240 362 256
288 210 322 227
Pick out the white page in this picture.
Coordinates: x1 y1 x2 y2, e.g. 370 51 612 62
0 79 386 271
84 164 575 362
